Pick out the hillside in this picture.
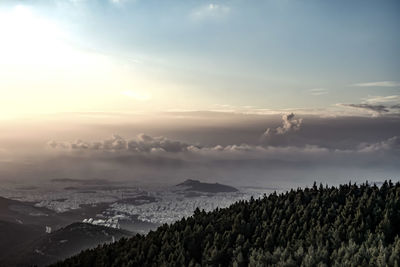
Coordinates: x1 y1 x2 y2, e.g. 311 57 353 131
1 222 132 267
53 181 400 266
0 195 135 266
0 196 61 227
0 220 43 260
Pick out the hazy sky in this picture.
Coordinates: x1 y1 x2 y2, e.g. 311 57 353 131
0 112 399 187
0 0 399 117
0 1 399 187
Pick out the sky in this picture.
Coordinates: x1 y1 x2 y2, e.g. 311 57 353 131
0 0 399 117
0 0 399 187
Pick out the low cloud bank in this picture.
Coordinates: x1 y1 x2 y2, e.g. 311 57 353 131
42 113 400 185
48 133 400 155
3 113 399 186
47 132 400 166
47 113 400 160
48 133 196 153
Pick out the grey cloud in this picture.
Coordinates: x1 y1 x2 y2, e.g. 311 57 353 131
43 135 400 189
47 115 400 163
358 136 400 152
47 131 400 159
47 140 72 149
19 131 400 187
278 113 303 134
339 102 400 117
49 114 305 155
103 134 127 150
194 136 400 163
49 133 196 153
342 104 390 114
4 113 400 187
263 113 303 138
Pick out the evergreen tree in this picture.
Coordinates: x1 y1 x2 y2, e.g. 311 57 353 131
52 181 400 267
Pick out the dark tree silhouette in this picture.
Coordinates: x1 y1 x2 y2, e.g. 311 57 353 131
52 181 400 267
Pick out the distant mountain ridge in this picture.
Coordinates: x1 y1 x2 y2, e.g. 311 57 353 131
176 179 238 193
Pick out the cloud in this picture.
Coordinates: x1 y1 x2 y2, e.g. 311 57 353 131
358 136 400 153
4 112 400 186
48 115 358 161
48 133 196 153
190 3 230 21
263 113 303 138
277 113 303 134
27 121 400 186
341 104 389 114
351 81 400 87
47 140 71 149
309 88 328 96
47 133 400 170
363 95 400 104
338 96 400 117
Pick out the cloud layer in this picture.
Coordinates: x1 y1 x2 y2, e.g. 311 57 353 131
48 133 400 156
3 112 400 187
48 133 196 153
47 112 400 163
44 130 400 188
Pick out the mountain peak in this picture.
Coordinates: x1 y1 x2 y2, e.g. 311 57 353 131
176 179 238 193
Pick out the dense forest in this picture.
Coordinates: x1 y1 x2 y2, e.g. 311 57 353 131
53 181 400 267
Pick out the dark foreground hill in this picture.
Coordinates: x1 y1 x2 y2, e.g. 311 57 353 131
0 220 43 261
1 222 131 267
54 181 400 267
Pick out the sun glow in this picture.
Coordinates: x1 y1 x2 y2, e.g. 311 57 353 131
0 5 159 118
0 5 73 66
122 90 152 101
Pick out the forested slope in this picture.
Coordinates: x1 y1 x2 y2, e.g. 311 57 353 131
53 181 400 267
